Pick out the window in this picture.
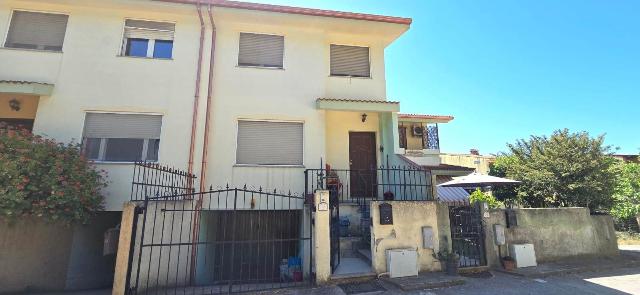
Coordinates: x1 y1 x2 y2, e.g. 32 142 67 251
4 10 68 51
82 113 162 162
238 33 284 68
330 44 370 77
122 19 175 58
236 121 303 165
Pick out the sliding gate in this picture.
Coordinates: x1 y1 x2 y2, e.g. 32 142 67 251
126 164 312 294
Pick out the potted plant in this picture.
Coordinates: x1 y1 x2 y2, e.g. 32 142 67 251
501 256 516 271
433 250 460 275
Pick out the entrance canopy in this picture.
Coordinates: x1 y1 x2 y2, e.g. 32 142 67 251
316 98 399 113
0 80 54 96
438 172 520 187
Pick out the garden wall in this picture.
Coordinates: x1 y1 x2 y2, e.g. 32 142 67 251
485 207 618 267
0 218 74 293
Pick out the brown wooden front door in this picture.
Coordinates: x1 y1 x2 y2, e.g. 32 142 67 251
349 132 377 199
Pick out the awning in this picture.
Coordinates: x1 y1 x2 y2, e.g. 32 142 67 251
316 98 400 113
399 113 454 123
0 80 54 96
439 172 520 187
438 186 470 205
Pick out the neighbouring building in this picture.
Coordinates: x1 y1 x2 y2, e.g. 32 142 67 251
0 0 465 293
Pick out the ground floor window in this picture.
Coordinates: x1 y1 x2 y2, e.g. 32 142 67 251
82 112 162 162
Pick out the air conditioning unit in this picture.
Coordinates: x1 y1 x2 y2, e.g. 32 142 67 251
509 244 537 268
412 126 423 136
386 248 418 278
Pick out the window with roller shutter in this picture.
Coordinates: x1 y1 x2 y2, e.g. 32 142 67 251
121 19 175 58
238 33 284 68
236 120 303 166
330 44 370 77
82 113 162 162
4 10 69 51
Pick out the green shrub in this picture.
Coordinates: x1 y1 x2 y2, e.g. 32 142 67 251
0 127 106 224
469 188 504 209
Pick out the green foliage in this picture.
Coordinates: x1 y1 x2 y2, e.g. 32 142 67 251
0 128 106 224
490 129 617 212
610 162 640 220
469 188 504 209
488 155 520 206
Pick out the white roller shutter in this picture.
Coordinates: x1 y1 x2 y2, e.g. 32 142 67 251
83 113 162 139
5 11 68 51
330 44 370 77
238 33 284 68
124 19 175 41
236 121 303 165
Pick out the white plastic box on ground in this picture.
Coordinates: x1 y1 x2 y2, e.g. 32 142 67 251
509 243 537 268
386 248 418 278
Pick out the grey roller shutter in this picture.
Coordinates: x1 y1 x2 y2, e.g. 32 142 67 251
236 121 303 165
83 113 162 139
238 33 284 68
330 44 370 77
124 19 175 40
5 11 68 51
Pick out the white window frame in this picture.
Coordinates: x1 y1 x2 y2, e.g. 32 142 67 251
82 111 163 164
119 18 176 59
2 9 70 52
234 119 305 167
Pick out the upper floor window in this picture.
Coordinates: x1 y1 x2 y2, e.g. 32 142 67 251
4 10 68 51
82 113 162 162
236 120 303 166
330 44 370 78
122 19 175 59
238 33 284 68
398 126 407 149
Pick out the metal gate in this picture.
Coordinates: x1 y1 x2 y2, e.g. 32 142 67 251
449 204 486 268
127 163 312 294
328 188 340 272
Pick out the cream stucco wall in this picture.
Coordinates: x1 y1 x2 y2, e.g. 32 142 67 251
370 201 443 274
325 110 381 170
0 0 408 210
440 153 495 174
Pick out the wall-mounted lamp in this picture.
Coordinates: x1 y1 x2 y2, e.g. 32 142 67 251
361 113 368 123
9 98 21 111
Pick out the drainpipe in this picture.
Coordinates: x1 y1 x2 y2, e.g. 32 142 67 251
190 3 217 283
199 4 216 193
187 3 206 179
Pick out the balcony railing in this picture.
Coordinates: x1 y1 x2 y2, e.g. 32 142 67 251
304 165 433 204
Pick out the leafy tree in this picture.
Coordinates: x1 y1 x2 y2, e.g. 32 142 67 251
610 161 640 227
490 129 617 211
0 127 107 224
469 188 504 209
488 155 520 206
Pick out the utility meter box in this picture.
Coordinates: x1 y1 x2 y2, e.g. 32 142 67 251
386 248 418 278
509 244 537 268
493 224 505 245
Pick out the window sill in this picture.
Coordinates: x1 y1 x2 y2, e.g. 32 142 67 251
328 75 372 80
234 164 304 168
0 47 63 54
236 65 284 70
116 55 173 61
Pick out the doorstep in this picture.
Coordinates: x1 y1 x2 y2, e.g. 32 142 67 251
382 272 466 291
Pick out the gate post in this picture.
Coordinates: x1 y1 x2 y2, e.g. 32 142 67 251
313 190 331 284
112 202 138 295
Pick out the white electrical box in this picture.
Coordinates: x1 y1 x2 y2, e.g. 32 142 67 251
509 244 537 268
386 248 418 278
422 226 434 249
494 224 505 245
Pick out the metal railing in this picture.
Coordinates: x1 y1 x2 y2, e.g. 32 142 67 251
304 165 433 204
130 161 197 201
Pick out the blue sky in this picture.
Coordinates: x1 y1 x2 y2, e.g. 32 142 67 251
251 0 640 155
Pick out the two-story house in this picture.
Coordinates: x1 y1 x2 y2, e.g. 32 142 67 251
0 0 456 292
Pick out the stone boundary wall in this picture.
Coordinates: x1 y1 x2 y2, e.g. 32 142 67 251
484 207 618 267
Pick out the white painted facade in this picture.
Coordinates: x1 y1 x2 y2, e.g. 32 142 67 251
0 0 420 211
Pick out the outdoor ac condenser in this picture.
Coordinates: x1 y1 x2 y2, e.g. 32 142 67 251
386 248 418 278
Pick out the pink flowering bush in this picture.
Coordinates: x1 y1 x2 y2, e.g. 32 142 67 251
0 126 106 224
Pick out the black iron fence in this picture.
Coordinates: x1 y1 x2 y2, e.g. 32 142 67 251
131 161 197 201
449 204 487 268
304 165 433 204
127 186 312 295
